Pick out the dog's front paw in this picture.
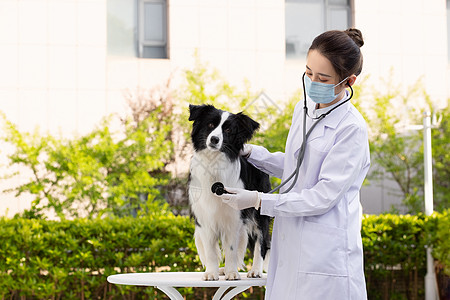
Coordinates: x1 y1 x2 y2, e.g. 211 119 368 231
225 271 240 280
202 271 219 281
247 269 262 278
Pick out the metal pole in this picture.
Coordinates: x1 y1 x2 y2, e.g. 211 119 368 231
423 111 437 300
423 112 433 216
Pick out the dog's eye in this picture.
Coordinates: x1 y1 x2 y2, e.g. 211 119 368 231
208 123 215 129
224 128 231 134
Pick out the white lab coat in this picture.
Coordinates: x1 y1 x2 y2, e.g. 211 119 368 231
248 93 370 300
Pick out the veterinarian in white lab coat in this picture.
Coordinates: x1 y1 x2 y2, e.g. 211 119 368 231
219 28 370 299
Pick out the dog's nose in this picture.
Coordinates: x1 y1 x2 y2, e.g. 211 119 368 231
210 136 220 145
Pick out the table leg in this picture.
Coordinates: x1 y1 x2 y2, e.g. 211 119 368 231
220 286 251 300
156 286 184 300
212 286 229 300
157 284 254 300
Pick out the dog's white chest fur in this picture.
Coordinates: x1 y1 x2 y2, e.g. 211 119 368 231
189 150 244 226
190 150 242 190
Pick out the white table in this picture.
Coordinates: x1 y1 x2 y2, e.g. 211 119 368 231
107 272 267 300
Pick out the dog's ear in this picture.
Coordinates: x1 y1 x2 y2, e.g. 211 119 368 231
188 104 201 121
236 112 260 141
189 104 213 121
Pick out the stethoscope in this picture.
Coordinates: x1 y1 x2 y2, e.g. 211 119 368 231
267 72 354 194
211 73 354 197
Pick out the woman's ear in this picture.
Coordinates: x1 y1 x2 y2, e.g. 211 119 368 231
346 75 357 87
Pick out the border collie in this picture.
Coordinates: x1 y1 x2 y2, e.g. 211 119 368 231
188 104 271 281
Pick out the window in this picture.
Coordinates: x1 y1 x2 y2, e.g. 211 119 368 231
285 0 351 59
107 0 168 59
138 0 167 59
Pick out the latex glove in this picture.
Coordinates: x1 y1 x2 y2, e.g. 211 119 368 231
239 144 253 158
219 187 261 210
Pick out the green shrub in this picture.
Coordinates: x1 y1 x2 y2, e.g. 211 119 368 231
0 111 173 219
0 212 448 299
0 215 198 299
362 212 449 299
429 209 450 276
362 214 428 299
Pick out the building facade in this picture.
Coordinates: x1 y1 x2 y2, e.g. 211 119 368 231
0 0 448 216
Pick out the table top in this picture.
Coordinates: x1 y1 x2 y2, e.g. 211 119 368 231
107 272 267 287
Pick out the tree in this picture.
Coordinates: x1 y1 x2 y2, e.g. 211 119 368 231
429 99 450 211
0 98 173 219
178 54 294 153
352 77 449 213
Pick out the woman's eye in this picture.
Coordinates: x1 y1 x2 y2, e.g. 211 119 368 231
208 123 215 129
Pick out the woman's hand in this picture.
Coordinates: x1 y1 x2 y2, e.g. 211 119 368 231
239 144 253 158
218 187 261 210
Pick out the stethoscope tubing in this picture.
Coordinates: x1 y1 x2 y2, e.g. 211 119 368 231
268 72 353 194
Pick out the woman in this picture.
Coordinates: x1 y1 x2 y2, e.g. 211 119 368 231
219 28 370 299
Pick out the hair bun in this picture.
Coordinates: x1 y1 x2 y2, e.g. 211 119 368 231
345 28 364 47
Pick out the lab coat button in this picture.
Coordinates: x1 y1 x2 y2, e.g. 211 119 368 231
281 234 285 241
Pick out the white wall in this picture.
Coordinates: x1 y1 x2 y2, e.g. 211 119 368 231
354 0 448 107
0 0 108 135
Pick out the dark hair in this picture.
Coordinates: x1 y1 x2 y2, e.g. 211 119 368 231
308 28 364 81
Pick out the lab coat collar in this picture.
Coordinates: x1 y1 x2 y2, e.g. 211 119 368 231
293 90 352 158
301 90 351 148
310 89 351 129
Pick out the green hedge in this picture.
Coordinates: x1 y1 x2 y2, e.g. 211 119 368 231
0 212 448 299
0 215 199 299
363 214 426 299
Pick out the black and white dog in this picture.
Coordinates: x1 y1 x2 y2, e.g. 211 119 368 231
188 104 271 281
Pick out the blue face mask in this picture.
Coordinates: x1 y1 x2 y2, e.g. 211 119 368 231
304 74 349 104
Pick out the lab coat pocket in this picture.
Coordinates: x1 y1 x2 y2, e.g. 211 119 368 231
296 272 349 300
299 221 348 276
308 126 333 153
